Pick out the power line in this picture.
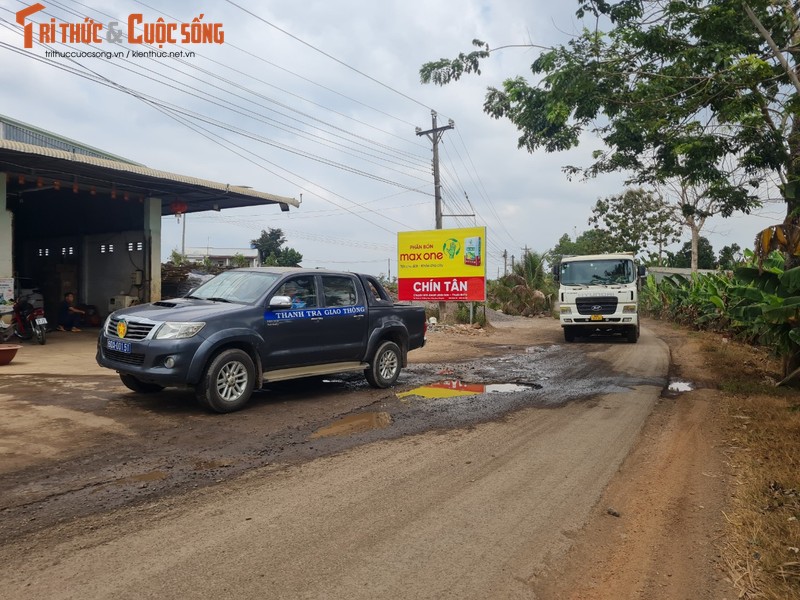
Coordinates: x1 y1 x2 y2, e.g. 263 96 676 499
223 0 436 114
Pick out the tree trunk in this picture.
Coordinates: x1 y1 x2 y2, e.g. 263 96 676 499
781 346 800 385
690 223 700 272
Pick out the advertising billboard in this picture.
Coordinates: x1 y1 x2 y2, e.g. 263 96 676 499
397 227 486 302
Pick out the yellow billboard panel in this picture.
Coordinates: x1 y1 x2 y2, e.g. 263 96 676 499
397 227 486 302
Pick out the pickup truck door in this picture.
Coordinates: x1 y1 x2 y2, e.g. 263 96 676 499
261 275 323 368
260 274 368 368
317 274 369 362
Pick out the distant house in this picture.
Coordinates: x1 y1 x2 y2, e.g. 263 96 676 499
184 247 260 268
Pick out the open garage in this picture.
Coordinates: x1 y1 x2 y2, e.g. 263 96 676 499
0 115 299 321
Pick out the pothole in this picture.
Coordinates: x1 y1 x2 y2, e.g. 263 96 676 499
310 412 392 439
115 470 168 484
397 379 539 400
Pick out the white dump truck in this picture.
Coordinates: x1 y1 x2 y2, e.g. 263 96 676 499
553 253 646 343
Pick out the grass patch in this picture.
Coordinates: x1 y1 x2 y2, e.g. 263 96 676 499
698 336 800 599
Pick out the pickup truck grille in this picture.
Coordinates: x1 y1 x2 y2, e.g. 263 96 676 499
106 318 155 340
104 349 145 365
576 296 618 315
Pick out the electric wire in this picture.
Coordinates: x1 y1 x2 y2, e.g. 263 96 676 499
12 2 433 177
222 0 436 115
3 2 513 273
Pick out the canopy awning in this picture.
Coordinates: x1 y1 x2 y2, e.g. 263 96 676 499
0 139 299 214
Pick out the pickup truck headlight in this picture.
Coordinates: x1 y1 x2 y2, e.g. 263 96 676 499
155 322 205 339
560 306 572 315
622 304 637 313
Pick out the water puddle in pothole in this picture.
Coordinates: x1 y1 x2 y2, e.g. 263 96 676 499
397 380 538 400
667 379 694 393
116 470 168 484
310 412 392 439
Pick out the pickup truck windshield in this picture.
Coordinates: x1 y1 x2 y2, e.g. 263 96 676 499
190 271 281 304
560 259 634 285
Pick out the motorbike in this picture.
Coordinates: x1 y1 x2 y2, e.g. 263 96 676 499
0 305 16 342
12 296 47 345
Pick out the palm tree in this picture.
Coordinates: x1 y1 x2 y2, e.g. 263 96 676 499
489 250 554 316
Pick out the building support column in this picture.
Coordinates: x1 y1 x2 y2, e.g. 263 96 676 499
0 173 13 279
144 197 162 302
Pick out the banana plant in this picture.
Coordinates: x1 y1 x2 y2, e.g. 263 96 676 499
731 251 800 381
642 249 799 383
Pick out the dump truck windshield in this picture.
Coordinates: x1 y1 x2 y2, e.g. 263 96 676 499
560 259 634 285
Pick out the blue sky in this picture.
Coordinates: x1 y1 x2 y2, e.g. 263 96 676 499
1 0 786 277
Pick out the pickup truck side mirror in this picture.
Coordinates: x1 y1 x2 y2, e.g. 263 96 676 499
638 265 647 278
269 295 293 309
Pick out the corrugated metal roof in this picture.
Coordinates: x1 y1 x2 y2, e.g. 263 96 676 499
1 139 300 213
0 115 140 163
185 247 259 257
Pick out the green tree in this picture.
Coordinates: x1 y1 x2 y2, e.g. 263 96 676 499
200 256 215 271
490 250 553 316
275 248 303 267
250 228 303 267
420 2 796 265
671 237 716 270
231 253 250 268
589 188 680 264
549 229 617 268
169 249 188 266
718 243 743 271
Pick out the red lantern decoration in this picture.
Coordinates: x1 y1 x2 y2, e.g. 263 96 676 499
170 200 188 222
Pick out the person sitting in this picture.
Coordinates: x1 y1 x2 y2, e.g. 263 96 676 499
284 284 306 309
57 292 85 332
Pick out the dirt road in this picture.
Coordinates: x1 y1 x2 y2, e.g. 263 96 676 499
0 316 732 599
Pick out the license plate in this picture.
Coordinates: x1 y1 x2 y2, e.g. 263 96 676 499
35 317 47 325
590 314 604 321
107 339 132 353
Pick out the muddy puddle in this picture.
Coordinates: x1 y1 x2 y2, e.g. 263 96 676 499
310 412 392 438
397 380 538 400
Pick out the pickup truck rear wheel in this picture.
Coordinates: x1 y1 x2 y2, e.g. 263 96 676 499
119 373 164 394
196 349 255 413
365 340 401 388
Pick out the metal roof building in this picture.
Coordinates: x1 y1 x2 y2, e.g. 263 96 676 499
0 114 299 320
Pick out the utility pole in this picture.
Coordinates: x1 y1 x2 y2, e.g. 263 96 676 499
181 213 186 255
503 250 508 276
416 110 454 322
416 110 454 229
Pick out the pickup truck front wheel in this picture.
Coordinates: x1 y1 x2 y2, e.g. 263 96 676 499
196 349 255 413
365 340 401 388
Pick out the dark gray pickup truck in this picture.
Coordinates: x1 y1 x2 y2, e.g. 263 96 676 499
96 267 426 412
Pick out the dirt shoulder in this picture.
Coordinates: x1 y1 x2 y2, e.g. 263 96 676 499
530 318 734 599
446 314 795 600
